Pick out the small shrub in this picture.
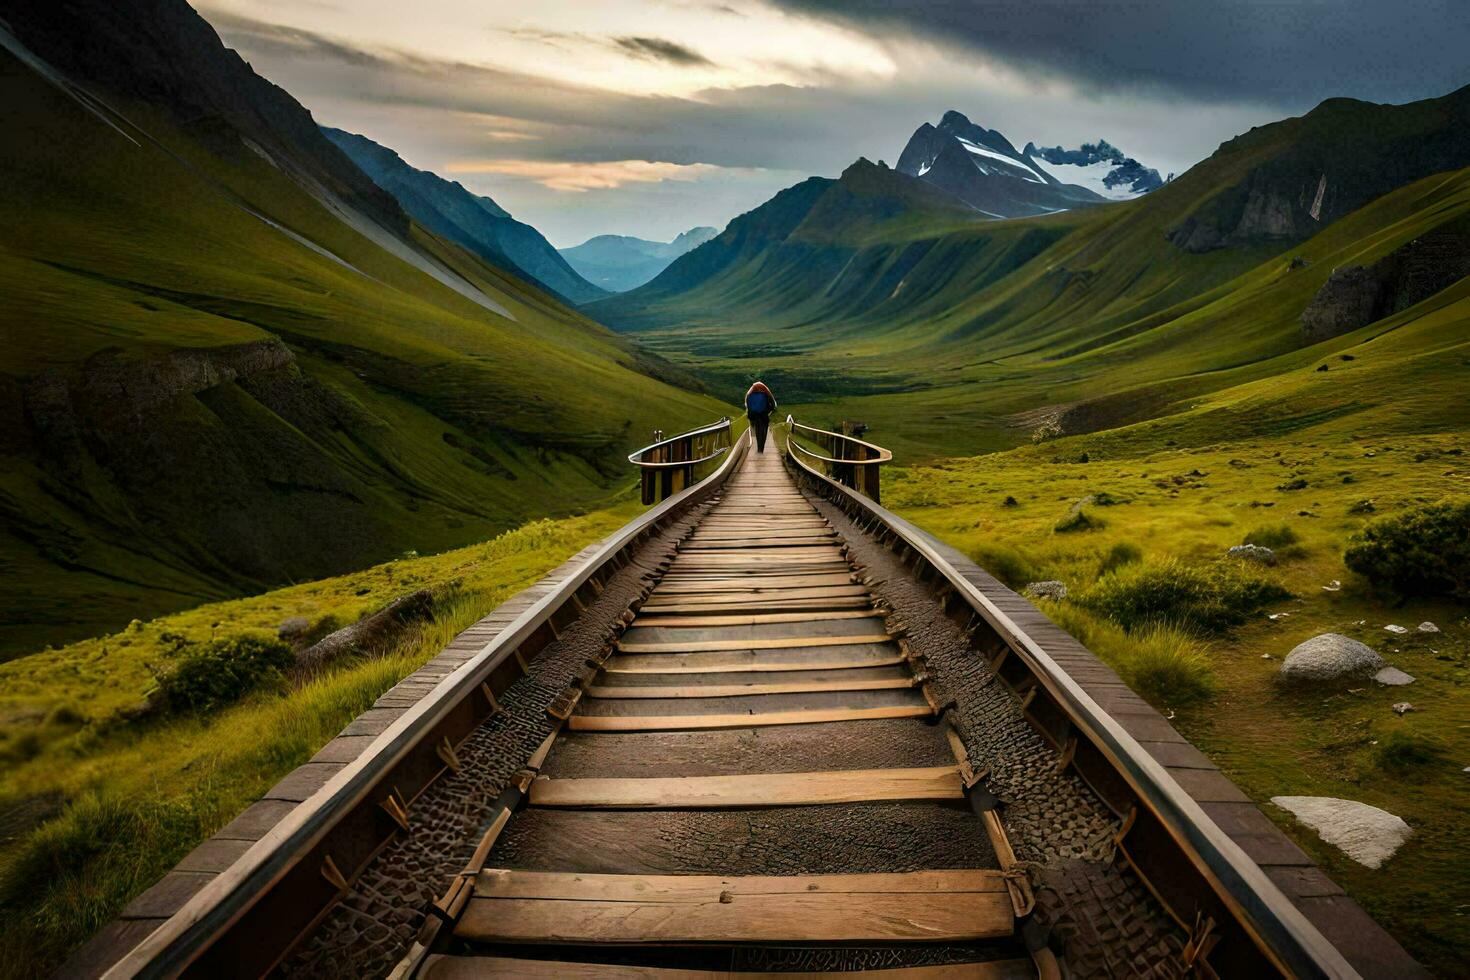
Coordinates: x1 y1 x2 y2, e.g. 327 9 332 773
153 634 295 714
1124 624 1216 707
1055 509 1104 533
970 543 1040 589
1347 498 1376 515
1376 730 1445 775
1079 558 1289 634
1244 523 1298 549
1001 495 1019 508
1277 478 1309 491
1098 541 1143 575
1344 499 1470 600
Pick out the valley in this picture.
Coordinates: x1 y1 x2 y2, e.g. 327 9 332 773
0 0 1466 975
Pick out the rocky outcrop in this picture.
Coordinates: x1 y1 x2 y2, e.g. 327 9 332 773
1279 633 1385 681
1271 796 1411 869
295 588 439 673
1301 225 1470 342
1167 86 1470 254
24 338 296 436
1024 580 1069 600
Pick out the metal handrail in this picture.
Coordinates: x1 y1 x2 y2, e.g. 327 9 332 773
783 446 1359 980
106 431 753 978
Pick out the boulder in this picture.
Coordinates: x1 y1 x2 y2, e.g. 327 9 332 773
1271 796 1411 869
1373 666 1415 686
1024 580 1068 601
1227 543 1276 565
1279 633 1385 682
277 616 311 641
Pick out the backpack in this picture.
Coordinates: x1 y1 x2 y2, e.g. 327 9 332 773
747 390 772 414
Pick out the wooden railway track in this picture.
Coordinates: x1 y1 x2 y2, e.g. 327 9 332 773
70 423 1427 980
415 450 1045 976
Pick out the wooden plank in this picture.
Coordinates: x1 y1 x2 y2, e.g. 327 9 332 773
529 765 962 808
422 955 1037 980
682 539 837 550
628 610 882 628
643 592 865 607
619 633 892 654
636 597 873 615
650 575 857 594
458 869 1013 944
586 675 915 699
604 654 906 675
567 704 932 731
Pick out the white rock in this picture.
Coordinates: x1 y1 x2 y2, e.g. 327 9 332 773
1227 543 1276 565
1392 702 1414 715
1279 633 1386 682
1417 622 1440 633
1384 624 1409 634
1372 666 1415 686
1322 580 1342 592
1271 796 1411 869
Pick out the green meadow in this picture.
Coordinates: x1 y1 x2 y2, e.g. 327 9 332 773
0 499 641 976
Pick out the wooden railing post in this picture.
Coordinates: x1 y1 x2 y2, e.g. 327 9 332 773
630 418 734 505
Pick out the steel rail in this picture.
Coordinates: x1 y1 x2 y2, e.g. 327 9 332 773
784 441 1360 980
105 431 753 979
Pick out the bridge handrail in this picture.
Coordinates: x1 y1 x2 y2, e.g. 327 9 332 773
627 416 732 469
783 417 894 466
784 443 1359 980
783 415 891 503
105 431 753 978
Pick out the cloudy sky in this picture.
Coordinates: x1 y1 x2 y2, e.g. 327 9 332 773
198 0 1468 247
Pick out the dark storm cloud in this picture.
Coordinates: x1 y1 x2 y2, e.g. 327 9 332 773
771 0 1470 104
612 36 716 67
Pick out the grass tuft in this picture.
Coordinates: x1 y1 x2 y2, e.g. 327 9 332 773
1079 558 1289 634
1039 602 1214 707
1376 730 1447 776
1054 508 1104 533
970 543 1040 589
1344 498 1470 600
1098 541 1143 575
1244 523 1299 549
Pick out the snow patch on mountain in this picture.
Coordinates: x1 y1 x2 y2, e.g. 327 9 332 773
1030 139 1164 199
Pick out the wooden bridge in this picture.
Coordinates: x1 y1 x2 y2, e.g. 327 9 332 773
67 420 1427 979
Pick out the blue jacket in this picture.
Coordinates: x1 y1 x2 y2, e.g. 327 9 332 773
746 390 774 415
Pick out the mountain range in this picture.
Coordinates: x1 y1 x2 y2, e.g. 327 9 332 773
594 85 1470 455
0 0 719 653
559 227 719 292
894 111 1164 218
322 128 607 304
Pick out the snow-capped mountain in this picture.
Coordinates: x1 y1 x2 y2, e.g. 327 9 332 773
1027 139 1164 200
895 111 1163 219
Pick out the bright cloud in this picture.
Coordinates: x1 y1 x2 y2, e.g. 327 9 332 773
444 159 722 192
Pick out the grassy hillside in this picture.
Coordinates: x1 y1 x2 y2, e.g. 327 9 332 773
0 502 640 977
0 40 724 655
593 91 1470 462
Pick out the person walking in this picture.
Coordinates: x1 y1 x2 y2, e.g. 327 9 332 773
745 380 777 453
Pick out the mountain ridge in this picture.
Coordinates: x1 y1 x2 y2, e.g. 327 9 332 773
559 226 718 292
0 0 721 652
322 127 607 304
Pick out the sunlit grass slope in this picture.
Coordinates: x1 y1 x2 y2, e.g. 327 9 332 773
0 501 640 976
0 53 724 653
